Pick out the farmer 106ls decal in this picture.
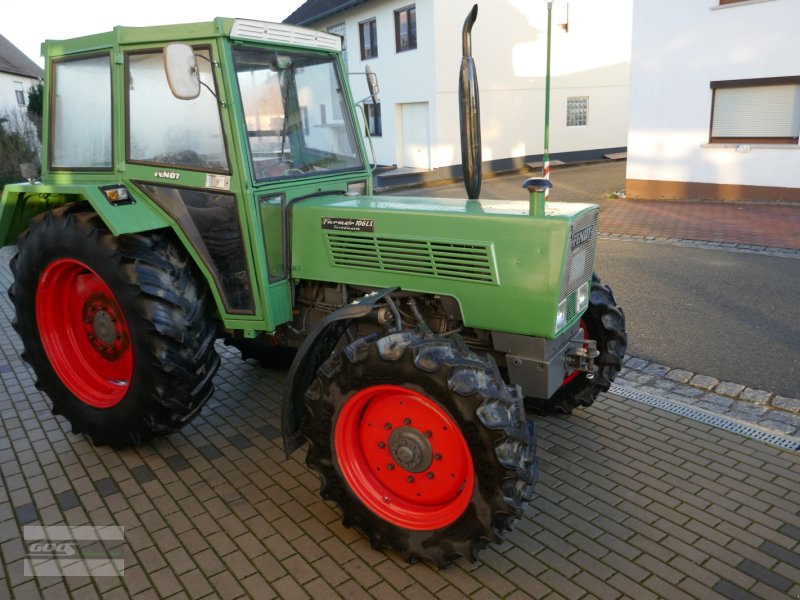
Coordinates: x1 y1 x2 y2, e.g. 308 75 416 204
0 10 625 564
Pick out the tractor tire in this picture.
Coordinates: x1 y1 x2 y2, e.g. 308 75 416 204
303 329 538 566
527 274 627 415
9 204 220 447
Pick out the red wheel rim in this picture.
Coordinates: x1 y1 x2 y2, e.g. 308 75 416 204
334 385 474 530
562 319 588 386
36 258 133 408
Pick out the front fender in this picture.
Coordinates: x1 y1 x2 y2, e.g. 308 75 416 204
281 287 398 456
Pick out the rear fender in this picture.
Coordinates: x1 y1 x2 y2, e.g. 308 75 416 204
0 183 167 245
282 287 398 456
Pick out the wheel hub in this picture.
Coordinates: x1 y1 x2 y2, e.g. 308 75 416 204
81 294 128 360
388 426 433 473
92 310 117 344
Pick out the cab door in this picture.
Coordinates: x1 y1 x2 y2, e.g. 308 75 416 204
120 43 264 324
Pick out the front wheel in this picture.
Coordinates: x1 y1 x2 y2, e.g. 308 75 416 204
10 205 220 447
303 330 538 565
527 273 627 415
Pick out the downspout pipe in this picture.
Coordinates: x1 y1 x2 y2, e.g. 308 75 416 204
459 4 481 200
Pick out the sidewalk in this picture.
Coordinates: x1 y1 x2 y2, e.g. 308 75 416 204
387 161 800 251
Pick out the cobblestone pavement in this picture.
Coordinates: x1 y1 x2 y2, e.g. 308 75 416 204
1 249 800 599
616 357 800 438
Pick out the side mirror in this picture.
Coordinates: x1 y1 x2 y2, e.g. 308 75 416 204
164 43 201 100
20 162 38 183
365 65 379 103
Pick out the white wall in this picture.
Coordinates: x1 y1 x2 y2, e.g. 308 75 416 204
313 0 632 169
432 0 631 168
627 0 800 193
0 71 38 121
316 0 437 167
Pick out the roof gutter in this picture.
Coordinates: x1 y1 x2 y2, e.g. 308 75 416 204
292 0 370 26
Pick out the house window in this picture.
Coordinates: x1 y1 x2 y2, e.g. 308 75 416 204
14 82 25 106
365 102 382 136
327 22 348 66
359 19 378 60
566 96 589 127
395 6 417 52
710 77 800 144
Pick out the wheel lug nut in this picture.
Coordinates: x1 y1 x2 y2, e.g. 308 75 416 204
424 430 432 438
427 472 435 479
407 476 415 483
387 463 395 470
403 418 411 425
435 453 442 461
384 423 392 430
378 441 386 449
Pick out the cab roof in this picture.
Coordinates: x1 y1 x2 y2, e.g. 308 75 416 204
41 18 341 58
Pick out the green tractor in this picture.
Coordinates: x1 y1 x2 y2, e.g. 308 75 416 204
0 14 625 564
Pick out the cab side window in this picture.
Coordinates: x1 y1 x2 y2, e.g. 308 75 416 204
51 54 112 170
127 48 229 172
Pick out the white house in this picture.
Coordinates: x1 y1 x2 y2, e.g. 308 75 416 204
627 0 800 202
0 33 42 121
285 0 632 182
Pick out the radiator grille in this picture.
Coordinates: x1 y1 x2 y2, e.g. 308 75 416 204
561 208 599 301
326 232 497 284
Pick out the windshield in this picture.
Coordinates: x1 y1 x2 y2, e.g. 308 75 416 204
233 47 364 182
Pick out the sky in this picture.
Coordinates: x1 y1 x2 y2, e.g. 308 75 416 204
4 0 306 67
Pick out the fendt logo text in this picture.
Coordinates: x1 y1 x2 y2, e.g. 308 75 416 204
570 224 595 251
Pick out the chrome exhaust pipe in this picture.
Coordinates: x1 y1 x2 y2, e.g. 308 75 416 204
459 4 481 200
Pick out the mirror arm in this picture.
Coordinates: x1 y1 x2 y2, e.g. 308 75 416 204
198 80 226 108
193 54 226 107
355 103 377 168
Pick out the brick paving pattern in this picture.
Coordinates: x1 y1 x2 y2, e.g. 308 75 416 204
1 248 799 599
542 162 800 250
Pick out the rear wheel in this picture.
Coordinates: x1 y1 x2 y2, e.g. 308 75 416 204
304 329 538 565
527 274 627 415
10 205 220 447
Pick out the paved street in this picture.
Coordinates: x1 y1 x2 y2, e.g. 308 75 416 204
595 240 800 399
1 162 799 599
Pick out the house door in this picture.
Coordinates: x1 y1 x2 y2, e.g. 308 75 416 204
399 102 430 169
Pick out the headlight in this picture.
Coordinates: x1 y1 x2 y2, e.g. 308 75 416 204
100 185 133 205
555 299 568 333
576 281 589 313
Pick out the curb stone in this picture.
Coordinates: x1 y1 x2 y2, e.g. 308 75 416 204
599 234 800 258
619 355 800 437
